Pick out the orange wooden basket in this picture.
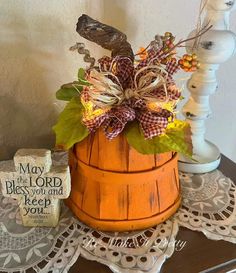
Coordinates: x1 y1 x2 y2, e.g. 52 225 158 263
66 130 181 231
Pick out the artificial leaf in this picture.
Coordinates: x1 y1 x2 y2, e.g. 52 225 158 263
78 78 91 86
77 68 92 86
53 97 89 149
161 120 193 157
78 68 85 80
56 87 79 101
125 120 192 157
56 81 82 101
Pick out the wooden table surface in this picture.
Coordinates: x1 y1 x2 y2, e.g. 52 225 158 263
69 155 236 273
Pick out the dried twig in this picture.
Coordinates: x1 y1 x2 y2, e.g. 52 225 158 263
135 23 212 59
166 23 212 55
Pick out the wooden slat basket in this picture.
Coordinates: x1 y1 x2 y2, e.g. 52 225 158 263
66 130 181 231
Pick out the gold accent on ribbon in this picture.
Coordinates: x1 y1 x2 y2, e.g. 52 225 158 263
81 99 110 121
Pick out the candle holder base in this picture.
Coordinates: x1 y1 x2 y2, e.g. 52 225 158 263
178 140 221 173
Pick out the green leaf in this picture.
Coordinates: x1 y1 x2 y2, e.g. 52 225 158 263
78 78 91 86
77 68 92 86
56 81 83 101
56 87 79 101
125 120 192 157
78 68 85 80
53 97 89 149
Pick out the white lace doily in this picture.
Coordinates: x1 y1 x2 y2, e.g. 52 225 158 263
0 152 236 273
176 170 236 243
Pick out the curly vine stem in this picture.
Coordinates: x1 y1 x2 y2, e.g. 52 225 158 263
69 42 96 68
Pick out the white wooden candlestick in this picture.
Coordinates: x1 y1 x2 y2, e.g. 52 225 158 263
178 0 236 173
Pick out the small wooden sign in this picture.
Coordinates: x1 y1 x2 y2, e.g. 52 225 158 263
0 149 71 227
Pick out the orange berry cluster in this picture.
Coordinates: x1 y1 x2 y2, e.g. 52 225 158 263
178 53 200 72
137 47 148 60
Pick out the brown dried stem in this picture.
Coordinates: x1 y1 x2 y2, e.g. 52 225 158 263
76 14 134 61
172 23 212 53
136 24 212 59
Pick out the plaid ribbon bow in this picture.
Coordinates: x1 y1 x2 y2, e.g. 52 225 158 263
82 101 172 140
82 48 181 140
136 109 172 139
103 106 136 139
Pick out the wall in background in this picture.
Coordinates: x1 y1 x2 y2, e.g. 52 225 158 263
0 0 236 161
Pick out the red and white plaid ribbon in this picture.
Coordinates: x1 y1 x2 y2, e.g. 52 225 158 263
81 48 181 140
82 102 172 140
102 106 136 139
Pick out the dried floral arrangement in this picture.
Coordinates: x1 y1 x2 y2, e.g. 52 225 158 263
53 15 209 156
